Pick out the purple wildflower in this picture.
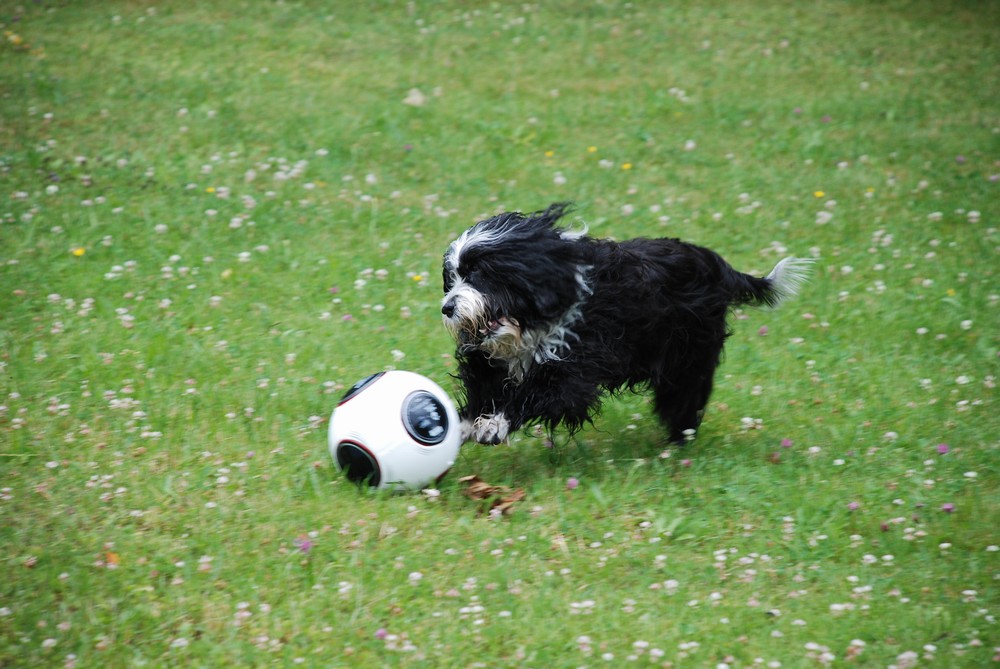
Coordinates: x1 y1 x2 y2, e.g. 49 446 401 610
294 535 314 553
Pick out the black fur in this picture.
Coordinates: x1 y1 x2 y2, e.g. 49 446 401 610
441 203 809 445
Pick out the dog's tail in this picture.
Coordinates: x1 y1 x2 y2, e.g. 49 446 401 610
731 257 813 308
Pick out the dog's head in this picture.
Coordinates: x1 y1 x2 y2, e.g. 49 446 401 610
441 203 592 367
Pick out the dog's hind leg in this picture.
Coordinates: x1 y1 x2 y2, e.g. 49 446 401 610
652 376 714 444
651 341 722 445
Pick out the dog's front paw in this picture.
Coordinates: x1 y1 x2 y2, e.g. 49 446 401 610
461 413 511 445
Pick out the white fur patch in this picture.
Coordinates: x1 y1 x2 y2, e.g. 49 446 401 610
446 223 508 264
559 223 590 241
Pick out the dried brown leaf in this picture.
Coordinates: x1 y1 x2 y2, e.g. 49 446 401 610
460 475 503 501
490 488 526 516
460 475 527 517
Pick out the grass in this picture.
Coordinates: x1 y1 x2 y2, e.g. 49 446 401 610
1 0 997 666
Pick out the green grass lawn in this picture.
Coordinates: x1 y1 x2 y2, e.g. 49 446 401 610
1 1 997 666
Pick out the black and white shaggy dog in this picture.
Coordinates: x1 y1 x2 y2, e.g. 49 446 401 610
441 203 811 445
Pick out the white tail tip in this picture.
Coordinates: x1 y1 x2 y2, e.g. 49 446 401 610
766 257 814 305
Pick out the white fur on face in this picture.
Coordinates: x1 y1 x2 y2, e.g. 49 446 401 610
441 227 500 343
442 277 492 341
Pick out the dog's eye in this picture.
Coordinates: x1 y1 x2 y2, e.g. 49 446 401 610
442 268 453 292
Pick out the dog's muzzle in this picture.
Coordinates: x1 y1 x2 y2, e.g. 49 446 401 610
443 316 498 347
442 288 485 340
442 299 508 348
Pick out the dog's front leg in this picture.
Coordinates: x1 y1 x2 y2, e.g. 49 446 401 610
456 353 521 445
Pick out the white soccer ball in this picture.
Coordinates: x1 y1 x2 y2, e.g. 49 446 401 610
328 371 461 490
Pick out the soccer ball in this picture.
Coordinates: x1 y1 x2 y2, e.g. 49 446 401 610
328 371 462 490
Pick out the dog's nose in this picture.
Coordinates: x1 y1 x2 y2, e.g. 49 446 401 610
441 300 456 318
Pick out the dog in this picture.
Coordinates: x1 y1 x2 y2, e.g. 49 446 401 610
441 203 811 445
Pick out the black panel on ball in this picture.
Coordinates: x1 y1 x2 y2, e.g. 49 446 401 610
402 391 449 445
336 442 381 487
338 372 386 405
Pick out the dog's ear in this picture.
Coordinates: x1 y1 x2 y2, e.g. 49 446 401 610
533 202 590 242
473 203 577 242
533 278 572 316
533 202 573 228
